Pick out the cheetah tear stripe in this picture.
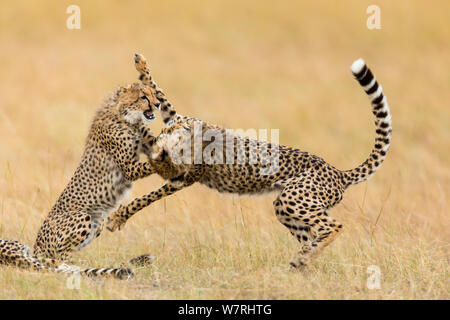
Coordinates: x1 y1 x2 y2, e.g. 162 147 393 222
344 58 392 185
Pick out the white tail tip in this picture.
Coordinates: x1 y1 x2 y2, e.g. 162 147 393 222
351 58 366 74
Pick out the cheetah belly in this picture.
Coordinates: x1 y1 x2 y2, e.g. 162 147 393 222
90 169 132 221
78 170 132 251
200 165 279 195
107 184 132 216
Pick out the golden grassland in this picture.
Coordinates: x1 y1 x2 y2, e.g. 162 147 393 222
0 0 448 299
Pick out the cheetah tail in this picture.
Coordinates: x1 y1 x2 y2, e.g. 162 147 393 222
1 240 135 280
343 59 392 186
78 266 134 280
40 258 135 280
39 262 134 280
76 254 154 280
62 254 154 280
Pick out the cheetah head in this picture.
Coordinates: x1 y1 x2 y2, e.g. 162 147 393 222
149 125 193 179
116 82 160 125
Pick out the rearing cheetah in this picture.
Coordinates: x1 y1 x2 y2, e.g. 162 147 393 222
0 59 160 279
107 55 392 269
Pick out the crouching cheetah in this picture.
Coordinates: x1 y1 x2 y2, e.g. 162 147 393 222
0 58 161 279
107 55 392 269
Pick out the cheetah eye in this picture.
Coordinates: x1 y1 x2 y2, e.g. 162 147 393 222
140 96 150 105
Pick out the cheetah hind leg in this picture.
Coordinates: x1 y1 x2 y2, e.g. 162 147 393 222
273 178 344 270
50 211 153 276
287 209 344 269
0 239 47 270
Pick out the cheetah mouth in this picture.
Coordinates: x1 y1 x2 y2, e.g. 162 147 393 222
143 110 155 122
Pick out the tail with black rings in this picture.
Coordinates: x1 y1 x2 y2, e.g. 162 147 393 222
343 59 392 186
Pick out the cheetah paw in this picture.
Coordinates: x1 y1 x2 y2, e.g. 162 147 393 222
106 207 128 232
134 53 149 74
288 258 309 272
128 254 155 267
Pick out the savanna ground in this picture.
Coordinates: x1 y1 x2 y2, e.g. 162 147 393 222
0 0 448 299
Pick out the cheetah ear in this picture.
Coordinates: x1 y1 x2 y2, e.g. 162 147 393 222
115 86 127 99
134 53 154 87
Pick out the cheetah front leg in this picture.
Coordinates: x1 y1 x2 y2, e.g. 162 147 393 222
128 162 156 181
105 129 156 182
106 173 196 232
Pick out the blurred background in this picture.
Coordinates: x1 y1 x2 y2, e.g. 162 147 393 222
0 0 448 299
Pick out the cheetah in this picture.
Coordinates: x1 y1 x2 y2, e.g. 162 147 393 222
0 58 161 279
107 55 392 269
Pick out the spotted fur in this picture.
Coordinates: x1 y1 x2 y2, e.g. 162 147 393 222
0 62 160 279
107 56 392 269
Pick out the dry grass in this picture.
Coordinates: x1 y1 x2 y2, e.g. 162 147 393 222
0 0 448 299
